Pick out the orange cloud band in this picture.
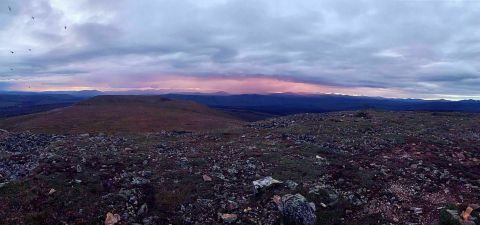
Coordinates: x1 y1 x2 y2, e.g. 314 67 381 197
12 75 407 98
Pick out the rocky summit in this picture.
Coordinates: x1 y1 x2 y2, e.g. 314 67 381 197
0 111 479 225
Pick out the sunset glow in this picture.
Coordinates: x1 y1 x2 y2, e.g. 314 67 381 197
1 0 480 99
9 75 411 98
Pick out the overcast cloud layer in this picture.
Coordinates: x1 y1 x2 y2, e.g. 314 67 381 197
1 0 480 99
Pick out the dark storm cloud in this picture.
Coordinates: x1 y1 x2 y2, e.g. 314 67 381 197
1 0 480 98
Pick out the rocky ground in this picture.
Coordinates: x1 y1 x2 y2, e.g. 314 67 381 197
0 111 479 225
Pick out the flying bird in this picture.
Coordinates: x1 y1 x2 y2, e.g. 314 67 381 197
64 26 67 30
10 51 14 54
28 49 32 51
32 16 35 20
8 6 11 12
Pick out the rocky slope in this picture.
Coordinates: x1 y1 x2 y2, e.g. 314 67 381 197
0 111 479 224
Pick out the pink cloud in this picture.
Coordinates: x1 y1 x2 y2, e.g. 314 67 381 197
13 74 407 97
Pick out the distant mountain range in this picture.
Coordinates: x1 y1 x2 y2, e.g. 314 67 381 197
161 93 480 120
0 93 84 118
0 90 479 121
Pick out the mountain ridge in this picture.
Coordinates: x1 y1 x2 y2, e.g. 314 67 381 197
1 92 480 122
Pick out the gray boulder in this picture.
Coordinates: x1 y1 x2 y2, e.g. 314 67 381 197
274 194 317 225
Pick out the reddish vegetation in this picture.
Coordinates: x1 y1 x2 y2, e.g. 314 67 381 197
0 95 242 133
0 110 479 224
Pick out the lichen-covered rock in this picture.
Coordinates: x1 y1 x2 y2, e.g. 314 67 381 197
441 209 464 225
274 194 317 225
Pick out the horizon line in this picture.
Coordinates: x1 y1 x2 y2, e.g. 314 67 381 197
1 89 479 102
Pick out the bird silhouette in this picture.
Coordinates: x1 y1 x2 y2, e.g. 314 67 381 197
8 6 11 12
10 51 14 54
64 26 67 30
32 16 35 20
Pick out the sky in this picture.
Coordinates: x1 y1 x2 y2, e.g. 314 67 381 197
1 0 480 99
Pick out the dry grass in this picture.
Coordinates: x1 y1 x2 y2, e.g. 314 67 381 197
0 95 243 134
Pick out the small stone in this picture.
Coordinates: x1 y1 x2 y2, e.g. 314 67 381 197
410 207 423 214
227 200 239 210
104 212 121 225
48 188 56 195
137 203 148 216
227 168 238 174
252 176 282 194
285 180 299 190
468 204 480 210
220 213 238 223
76 164 82 173
461 204 480 221
203 175 213 182
0 182 8 188
131 177 149 185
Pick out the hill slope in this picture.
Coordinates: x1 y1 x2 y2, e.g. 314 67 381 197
0 95 242 133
